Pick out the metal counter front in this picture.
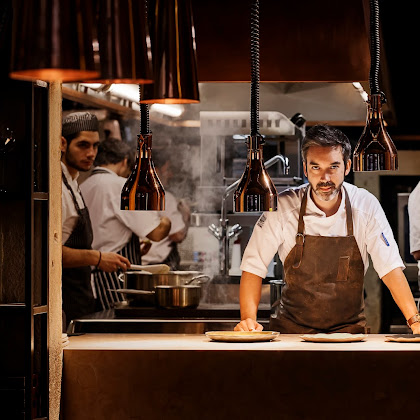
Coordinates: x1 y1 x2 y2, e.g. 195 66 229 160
67 303 271 334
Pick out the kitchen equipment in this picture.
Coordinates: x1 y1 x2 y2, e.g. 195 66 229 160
269 279 285 312
117 272 209 307
205 331 279 343
114 284 202 309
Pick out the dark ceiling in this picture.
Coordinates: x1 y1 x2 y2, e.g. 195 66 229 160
379 0 420 140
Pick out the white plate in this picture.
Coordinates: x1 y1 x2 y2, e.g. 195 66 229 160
385 334 420 343
205 331 280 343
300 333 368 343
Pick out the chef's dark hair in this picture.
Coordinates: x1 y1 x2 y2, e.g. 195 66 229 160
301 124 351 163
94 138 133 166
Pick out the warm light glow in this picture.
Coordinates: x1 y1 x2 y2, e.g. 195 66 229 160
150 104 185 117
352 82 368 102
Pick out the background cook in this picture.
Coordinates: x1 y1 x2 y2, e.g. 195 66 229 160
235 124 420 334
61 112 130 327
80 138 171 309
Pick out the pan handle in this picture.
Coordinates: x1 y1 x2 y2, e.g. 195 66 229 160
185 274 211 285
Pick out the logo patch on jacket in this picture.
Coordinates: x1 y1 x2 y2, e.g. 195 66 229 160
257 214 266 228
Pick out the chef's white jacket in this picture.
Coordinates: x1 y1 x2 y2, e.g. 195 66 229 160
62 162 86 244
240 182 404 280
79 167 161 253
408 181 420 273
141 191 185 265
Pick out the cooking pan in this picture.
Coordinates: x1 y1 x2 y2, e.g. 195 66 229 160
119 271 208 290
117 271 210 307
116 284 202 309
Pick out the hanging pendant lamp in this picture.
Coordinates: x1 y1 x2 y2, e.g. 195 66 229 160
233 0 278 213
121 86 165 211
140 0 199 104
353 0 398 171
90 0 153 84
10 0 99 82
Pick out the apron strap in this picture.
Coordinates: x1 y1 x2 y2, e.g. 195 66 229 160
292 185 354 269
293 187 309 268
62 170 89 214
343 186 354 236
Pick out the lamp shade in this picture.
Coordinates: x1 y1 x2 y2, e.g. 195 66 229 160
10 0 99 82
140 0 199 104
92 0 153 84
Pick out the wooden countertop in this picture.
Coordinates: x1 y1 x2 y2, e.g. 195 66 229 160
62 333 420 419
65 333 420 352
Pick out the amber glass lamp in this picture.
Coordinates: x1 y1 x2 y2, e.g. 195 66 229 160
10 0 99 82
233 0 278 212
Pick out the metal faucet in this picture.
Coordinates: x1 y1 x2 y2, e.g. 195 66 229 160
208 154 290 276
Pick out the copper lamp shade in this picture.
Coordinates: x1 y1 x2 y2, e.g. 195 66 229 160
353 0 398 171
92 0 153 84
140 0 199 104
121 89 165 211
234 0 278 212
10 0 99 82
353 94 398 171
234 135 278 212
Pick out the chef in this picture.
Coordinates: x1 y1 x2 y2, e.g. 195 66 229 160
235 124 420 334
80 138 171 309
408 181 420 278
61 112 131 326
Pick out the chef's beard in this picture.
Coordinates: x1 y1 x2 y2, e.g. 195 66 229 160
312 181 342 201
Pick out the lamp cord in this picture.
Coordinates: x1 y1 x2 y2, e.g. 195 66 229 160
250 0 260 136
369 0 386 103
139 85 150 135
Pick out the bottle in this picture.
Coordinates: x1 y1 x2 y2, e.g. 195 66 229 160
234 135 278 212
121 133 165 210
353 94 398 171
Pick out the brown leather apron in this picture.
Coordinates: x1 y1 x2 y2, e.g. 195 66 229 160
269 186 366 334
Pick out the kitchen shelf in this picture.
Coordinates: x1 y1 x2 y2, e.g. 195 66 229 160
33 192 48 201
0 303 26 314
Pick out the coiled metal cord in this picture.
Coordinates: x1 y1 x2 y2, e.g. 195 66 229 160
250 0 260 136
369 0 386 103
139 85 150 134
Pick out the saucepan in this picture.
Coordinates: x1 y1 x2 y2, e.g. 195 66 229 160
116 283 202 309
117 271 210 308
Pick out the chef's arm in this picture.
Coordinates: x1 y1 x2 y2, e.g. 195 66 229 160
382 267 420 333
146 216 171 242
411 250 420 260
234 271 264 331
62 246 130 272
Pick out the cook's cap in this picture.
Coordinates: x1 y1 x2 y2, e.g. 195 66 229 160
62 112 99 137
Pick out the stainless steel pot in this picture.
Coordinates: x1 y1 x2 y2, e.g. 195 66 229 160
120 271 206 290
116 285 202 309
117 271 209 307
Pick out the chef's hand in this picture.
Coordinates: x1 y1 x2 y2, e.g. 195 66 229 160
140 239 152 256
234 318 263 332
98 252 131 273
411 323 420 334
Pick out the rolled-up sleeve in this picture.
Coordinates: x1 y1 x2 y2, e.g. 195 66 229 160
240 211 284 278
365 196 405 279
